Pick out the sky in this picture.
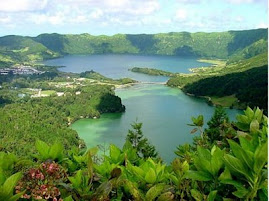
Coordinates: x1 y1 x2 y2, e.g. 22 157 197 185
0 0 267 36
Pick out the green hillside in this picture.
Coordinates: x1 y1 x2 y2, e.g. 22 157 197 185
228 38 268 63
0 35 59 63
167 52 268 110
0 28 267 66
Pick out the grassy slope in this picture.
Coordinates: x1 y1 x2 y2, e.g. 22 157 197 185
0 35 59 65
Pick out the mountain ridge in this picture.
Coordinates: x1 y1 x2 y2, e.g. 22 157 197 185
0 28 267 66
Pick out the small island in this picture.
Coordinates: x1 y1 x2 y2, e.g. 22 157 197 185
129 67 175 77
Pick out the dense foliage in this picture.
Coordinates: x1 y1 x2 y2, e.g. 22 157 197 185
167 52 268 110
130 67 174 77
0 29 267 65
183 65 268 110
0 85 125 157
0 107 267 201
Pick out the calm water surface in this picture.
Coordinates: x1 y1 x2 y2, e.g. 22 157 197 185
44 54 210 82
44 54 241 163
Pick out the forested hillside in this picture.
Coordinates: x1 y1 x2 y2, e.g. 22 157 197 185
0 85 125 157
167 52 268 110
183 65 268 110
0 28 267 65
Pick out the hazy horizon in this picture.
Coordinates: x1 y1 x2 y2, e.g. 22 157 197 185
0 27 267 38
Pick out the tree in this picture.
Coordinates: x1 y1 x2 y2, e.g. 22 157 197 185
205 106 230 144
126 122 158 159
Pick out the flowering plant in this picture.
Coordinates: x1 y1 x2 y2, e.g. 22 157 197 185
16 161 66 200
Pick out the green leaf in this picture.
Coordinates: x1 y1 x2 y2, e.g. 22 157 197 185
194 147 212 174
182 161 189 173
124 180 142 200
233 189 249 198
2 172 22 199
191 115 204 127
207 190 217 201
245 107 254 119
218 168 232 181
129 165 144 179
0 168 6 185
49 142 64 161
191 189 203 201
94 181 112 200
185 170 213 181
145 183 166 201
122 140 132 151
157 192 174 201
236 114 249 124
220 179 248 198
73 155 86 164
68 170 82 188
35 140 50 160
145 168 156 184
210 146 224 176
63 196 74 201
258 188 268 201
197 146 211 161
239 137 255 153
250 120 259 133
223 154 252 181
228 140 253 170
110 144 122 163
254 107 263 123
8 191 26 201
254 140 268 174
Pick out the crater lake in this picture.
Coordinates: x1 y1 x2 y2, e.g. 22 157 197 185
44 54 241 162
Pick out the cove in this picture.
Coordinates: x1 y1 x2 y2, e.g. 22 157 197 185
71 84 240 163
44 54 241 162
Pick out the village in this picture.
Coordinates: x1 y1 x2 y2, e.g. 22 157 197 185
0 65 43 75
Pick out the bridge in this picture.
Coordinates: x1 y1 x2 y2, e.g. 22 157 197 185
137 82 166 85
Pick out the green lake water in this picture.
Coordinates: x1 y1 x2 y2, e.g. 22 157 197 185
71 84 240 162
45 54 241 163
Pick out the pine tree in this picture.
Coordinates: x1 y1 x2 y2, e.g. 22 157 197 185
205 106 229 144
126 122 158 159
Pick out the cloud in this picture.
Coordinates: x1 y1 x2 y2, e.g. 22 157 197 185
0 0 48 12
70 15 88 23
0 16 11 24
176 0 202 4
57 0 160 15
29 12 65 25
0 0 267 35
235 16 244 22
256 22 268 28
175 9 188 20
224 0 266 4
90 9 103 19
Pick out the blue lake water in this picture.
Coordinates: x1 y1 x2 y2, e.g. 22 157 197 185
44 54 241 163
44 54 210 82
